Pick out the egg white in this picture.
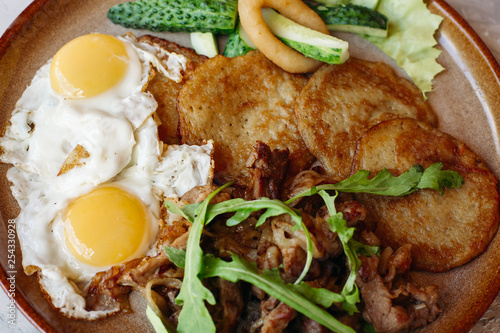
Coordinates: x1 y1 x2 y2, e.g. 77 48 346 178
0 34 213 319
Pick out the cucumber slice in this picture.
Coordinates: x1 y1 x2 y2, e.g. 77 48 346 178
262 8 349 65
352 0 380 9
146 306 169 333
309 0 380 10
223 21 257 58
145 305 176 333
107 0 238 34
309 3 388 37
191 32 219 57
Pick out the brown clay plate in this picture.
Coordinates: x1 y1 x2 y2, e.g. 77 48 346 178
1 0 499 332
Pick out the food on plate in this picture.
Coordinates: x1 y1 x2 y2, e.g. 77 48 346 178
294 58 437 180
177 50 315 187
236 6 350 67
136 35 208 144
1 0 499 330
0 28 497 331
313 0 380 9
0 33 214 319
305 2 389 37
107 0 239 34
351 118 500 272
364 0 445 94
238 0 333 73
107 0 444 95
190 31 220 58
355 245 441 333
158 162 461 333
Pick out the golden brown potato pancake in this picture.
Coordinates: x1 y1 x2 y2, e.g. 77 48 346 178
351 118 499 272
177 51 314 187
137 35 207 145
294 58 437 180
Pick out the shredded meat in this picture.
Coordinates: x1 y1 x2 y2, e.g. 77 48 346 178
259 298 297 333
219 279 244 333
282 170 330 203
241 142 290 200
292 316 328 333
86 257 144 312
357 245 441 333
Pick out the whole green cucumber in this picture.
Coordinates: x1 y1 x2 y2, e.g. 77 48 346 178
107 0 238 34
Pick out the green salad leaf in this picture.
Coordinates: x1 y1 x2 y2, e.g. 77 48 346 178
286 163 463 204
166 248 345 309
318 190 361 314
165 183 232 333
417 162 465 194
203 254 355 333
366 0 445 95
146 305 176 333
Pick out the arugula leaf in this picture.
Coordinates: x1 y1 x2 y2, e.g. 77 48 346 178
165 247 345 308
164 247 187 269
203 197 314 284
202 254 356 333
286 163 463 204
417 162 464 194
318 190 361 314
350 239 380 257
171 182 232 333
288 281 345 308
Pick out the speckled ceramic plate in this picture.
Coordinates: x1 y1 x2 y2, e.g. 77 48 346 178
1 0 499 332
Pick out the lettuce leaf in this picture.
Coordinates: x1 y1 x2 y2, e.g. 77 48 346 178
366 0 444 95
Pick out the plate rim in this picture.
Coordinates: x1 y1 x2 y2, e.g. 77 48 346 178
0 0 499 332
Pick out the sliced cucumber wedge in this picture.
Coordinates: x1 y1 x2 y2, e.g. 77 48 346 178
191 32 219 57
309 3 388 37
352 0 380 9
223 21 257 58
262 8 349 65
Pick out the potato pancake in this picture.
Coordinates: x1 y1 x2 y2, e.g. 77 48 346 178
137 35 207 145
177 51 314 186
351 118 499 272
294 58 437 180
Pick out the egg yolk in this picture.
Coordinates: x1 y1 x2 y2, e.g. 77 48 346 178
50 34 129 98
65 186 148 267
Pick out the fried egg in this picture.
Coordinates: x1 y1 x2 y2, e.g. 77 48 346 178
0 33 213 319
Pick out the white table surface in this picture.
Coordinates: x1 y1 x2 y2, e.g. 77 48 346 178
1 0 500 332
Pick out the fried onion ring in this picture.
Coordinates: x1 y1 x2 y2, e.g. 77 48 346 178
238 0 329 73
